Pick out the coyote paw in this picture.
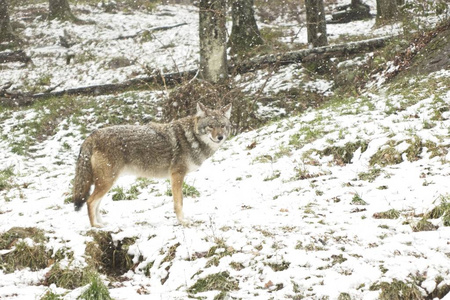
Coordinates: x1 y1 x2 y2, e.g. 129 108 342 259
92 223 104 228
178 217 192 227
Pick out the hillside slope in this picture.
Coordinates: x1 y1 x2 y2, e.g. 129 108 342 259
1 2 450 300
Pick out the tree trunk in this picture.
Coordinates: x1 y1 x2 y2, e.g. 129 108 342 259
229 0 263 56
199 0 228 83
376 0 399 25
0 0 15 43
305 0 328 47
49 0 77 21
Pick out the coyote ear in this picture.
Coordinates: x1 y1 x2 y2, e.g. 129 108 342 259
221 103 232 119
196 102 207 117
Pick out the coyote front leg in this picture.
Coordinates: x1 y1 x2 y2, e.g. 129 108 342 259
171 169 187 225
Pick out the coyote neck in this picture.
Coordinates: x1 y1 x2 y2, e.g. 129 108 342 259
166 116 216 169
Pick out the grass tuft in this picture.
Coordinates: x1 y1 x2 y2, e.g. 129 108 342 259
373 209 400 219
165 181 200 198
378 279 422 300
44 263 91 289
0 166 14 191
188 271 239 294
1 241 50 273
425 197 450 226
320 141 368 165
351 194 368 205
78 272 112 300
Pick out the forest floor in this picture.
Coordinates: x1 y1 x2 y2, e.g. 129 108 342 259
1 1 450 299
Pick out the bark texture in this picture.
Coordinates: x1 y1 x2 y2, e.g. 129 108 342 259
49 0 76 21
305 0 328 47
199 0 228 83
229 0 263 55
0 0 14 42
376 0 400 25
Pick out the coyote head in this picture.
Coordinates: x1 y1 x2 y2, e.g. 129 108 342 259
196 102 232 146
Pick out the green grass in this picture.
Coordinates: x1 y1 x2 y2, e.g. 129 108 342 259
289 126 323 149
266 261 290 272
358 168 383 182
351 194 368 206
0 241 50 273
0 166 14 191
188 271 239 294
44 263 91 289
40 290 63 300
78 272 112 300
320 140 368 165
373 209 400 219
378 279 422 300
0 227 47 249
369 142 402 167
2 92 160 155
412 218 438 232
425 196 450 226
165 181 200 198
111 185 140 201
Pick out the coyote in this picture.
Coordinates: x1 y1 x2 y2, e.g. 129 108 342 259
73 102 232 227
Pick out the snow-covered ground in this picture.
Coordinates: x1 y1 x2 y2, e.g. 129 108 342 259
1 1 450 299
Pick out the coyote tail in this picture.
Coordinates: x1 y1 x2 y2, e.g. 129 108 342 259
73 137 94 211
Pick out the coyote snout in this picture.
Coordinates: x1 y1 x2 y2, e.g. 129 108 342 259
72 102 232 227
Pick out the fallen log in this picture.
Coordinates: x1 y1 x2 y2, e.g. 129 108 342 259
0 69 198 106
0 50 32 64
115 22 188 40
232 36 393 73
0 36 392 106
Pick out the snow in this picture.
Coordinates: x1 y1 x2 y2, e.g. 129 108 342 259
1 1 450 299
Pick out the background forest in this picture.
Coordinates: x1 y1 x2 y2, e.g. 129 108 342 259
0 0 450 299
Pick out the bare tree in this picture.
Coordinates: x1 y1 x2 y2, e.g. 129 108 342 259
376 0 400 25
305 0 328 47
199 0 227 83
229 0 263 55
49 0 77 21
0 0 15 43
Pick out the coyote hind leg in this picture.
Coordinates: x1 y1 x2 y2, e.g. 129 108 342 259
87 182 113 227
170 169 187 226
